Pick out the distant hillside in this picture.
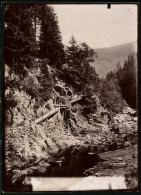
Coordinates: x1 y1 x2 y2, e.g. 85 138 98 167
92 42 137 78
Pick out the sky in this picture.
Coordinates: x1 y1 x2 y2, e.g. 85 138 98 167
51 4 137 48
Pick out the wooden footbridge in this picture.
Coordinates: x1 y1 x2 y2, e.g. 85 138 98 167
35 93 83 125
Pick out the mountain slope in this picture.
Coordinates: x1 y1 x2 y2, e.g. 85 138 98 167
92 42 137 78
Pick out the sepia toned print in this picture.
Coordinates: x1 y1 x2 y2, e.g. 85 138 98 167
3 3 137 192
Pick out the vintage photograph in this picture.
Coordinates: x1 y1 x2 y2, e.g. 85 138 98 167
3 3 138 192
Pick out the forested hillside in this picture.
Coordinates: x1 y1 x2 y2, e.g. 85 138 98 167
106 52 137 109
3 4 137 192
93 42 137 78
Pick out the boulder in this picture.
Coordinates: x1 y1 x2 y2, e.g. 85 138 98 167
122 134 126 138
133 117 137 122
110 124 119 134
115 134 119 138
124 141 131 147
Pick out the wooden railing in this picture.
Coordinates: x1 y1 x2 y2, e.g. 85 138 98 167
35 93 83 124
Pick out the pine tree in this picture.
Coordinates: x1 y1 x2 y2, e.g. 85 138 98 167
39 5 65 67
116 61 121 71
117 53 137 109
64 36 98 90
79 42 96 63
106 71 115 81
38 60 54 101
66 35 80 66
99 79 127 113
116 66 122 79
4 4 37 75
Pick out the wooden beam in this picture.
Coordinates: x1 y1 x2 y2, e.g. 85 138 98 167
71 97 82 104
35 108 60 124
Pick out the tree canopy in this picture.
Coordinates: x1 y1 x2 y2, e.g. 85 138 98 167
105 52 137 110
61 35 98 92
39 5 65 67
4 4 37 74
117 53 137 109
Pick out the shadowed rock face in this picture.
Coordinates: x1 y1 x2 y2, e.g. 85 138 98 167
67 90 73 97
54 85 67 96
47 145 100 177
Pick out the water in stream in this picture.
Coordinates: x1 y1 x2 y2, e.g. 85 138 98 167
31 176 127 191
29 146 135 191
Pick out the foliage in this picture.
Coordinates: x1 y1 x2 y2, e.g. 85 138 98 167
105 53 137 111
5 93 17 108
82 96 98 117
124 159 138 190
39 5 65 67
61 36 98 91
81 64 100 94
66 35 80 65
38 60 54 101
116 53 137 109
4 4 58 104
106 70 116 81
99 79 127 113
21 76 40 99
4 4 38 75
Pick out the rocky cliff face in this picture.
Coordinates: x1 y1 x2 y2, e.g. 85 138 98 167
4 65 137 191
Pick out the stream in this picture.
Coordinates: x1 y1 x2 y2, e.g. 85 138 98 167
31 176 127 191
29 145 128 191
